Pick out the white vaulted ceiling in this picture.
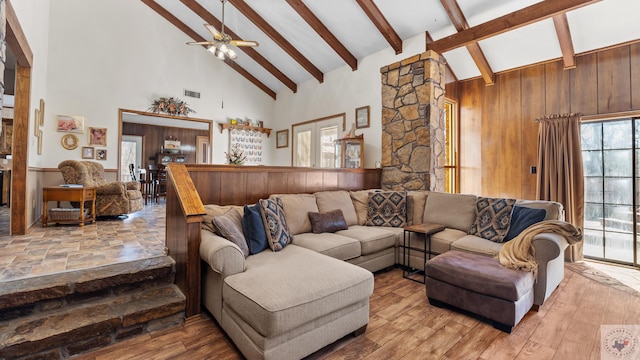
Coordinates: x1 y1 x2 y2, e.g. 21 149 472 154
144 0 640 98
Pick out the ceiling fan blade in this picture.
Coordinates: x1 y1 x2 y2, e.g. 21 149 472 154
230 40 259 47
187 41 215 46
205 24 224 41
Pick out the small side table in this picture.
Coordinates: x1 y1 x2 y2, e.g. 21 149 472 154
42 186 96 227
403 222 445 283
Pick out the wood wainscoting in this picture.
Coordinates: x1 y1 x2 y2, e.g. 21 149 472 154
165 164 382 317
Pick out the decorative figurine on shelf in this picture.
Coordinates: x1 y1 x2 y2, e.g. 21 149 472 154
346 122 357 138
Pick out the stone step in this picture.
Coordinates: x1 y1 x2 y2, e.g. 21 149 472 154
0 284 185 359
0 256 176 316
0 256 186 359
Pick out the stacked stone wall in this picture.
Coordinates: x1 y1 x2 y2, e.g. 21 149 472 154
380 51 446 191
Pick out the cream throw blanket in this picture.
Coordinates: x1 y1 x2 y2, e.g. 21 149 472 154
498 220 583 277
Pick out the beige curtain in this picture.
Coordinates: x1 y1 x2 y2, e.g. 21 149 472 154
536 113 584 261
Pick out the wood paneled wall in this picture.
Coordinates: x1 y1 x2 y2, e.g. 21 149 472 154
457 43 640 200
186 164 382 205
122 122 209 169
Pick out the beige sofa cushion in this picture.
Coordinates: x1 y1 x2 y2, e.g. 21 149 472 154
515 200 564 221
269 194 319 236
223 245 373 337
430 228 468 254
423 192 477 232
451 235 503 257
336 225 397 256
407 190 429 225
293 233 361 260
349 189 376 226
315 191 358 226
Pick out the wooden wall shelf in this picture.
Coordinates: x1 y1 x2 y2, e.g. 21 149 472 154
218 123 271 137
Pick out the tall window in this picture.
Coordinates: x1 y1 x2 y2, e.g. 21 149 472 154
444 99 459 193
581 118 639 266
293 114 344 168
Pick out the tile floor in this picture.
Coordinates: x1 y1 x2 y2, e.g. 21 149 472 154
0 202 639 295
0 203 166 282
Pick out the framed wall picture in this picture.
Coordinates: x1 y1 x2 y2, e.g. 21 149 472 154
57 115 84 133
355 106 370 129
276 129 289 148
96 149 107 161
82 146 94 159
88 127 107 146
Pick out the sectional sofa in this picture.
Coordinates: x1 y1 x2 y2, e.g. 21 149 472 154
199 190 568 360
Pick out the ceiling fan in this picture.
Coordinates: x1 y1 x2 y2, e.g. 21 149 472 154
187 0 259 61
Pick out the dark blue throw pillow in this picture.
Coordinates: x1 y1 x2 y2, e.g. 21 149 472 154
242 204 269 254
504 206 547 241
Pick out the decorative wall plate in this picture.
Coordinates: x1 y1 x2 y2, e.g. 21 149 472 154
61 134 79 150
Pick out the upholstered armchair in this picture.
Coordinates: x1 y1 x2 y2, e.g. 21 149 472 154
58 160 143 217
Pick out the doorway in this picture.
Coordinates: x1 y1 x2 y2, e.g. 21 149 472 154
292 113 345 167
581 117 639 267
121 135 144 181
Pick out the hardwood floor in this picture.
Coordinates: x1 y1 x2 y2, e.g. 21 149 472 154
75 267 640 360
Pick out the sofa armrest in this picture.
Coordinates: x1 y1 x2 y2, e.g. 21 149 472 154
200 229 245 277
96 182 126 195
531 232 570 306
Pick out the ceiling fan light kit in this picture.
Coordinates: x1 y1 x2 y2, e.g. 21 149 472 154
187 0 258 61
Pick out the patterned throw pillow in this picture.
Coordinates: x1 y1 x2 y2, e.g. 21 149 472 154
468 197 516 243
366 191 407 227
258 198 292 252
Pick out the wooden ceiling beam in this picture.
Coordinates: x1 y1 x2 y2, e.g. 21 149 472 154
355 0 403 55
140 0 276 99
180 0 297 93
228 0 324 83
285 0 358 71
439 0 494 85
429 0 601 54
553 14 576 69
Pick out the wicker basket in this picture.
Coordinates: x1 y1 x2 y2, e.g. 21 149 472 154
48 208 88 221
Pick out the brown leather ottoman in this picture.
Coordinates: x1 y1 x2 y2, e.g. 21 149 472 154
425 250 534 333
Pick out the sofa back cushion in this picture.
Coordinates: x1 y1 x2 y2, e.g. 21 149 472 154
314 190 358 226
423 192 477 232
515 200 564 221
350 189 378 225
270 194 319 235
407 191 429 225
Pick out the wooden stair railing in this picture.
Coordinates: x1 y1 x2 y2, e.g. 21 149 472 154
165 163 206 318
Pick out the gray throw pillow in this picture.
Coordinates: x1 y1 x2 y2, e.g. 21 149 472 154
212 210 250 258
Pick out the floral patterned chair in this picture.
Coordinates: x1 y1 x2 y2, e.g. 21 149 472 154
58 160 143 217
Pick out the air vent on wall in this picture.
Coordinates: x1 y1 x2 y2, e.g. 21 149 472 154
184 89 200 99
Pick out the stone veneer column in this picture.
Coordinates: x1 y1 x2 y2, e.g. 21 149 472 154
380 50 446 192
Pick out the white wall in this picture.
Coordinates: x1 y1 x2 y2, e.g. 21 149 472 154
273 33 427 168
42 0 275 168
11 0 50 168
